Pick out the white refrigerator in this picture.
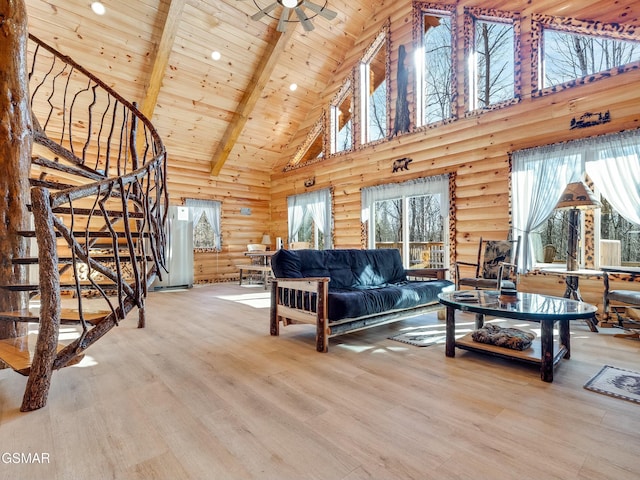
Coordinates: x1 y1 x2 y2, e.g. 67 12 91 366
153 205 194 290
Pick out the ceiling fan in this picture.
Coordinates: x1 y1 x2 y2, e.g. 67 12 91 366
250 0 338 32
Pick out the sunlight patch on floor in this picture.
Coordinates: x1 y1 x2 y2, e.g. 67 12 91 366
215 292 271 309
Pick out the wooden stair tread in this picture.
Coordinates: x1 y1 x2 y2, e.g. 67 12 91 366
12 255 152 265
0 308 110 325
0 335 66 375
0 281 119 292
17 230 150 238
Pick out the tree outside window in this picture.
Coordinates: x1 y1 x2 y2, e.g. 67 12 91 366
469 17 515 110
416 10 454 126
542 29 640 88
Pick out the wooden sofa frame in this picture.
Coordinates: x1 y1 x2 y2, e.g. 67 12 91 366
269 277 447 352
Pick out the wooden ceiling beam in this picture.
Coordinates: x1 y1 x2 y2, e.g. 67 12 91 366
139 0 186 122
210 26 296 176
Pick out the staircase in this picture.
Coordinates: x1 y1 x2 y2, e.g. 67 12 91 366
0 34 169 411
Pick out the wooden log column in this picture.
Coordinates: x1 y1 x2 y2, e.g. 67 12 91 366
0 0 31 341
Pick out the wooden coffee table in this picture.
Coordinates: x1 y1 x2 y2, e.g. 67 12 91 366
438 290 598 382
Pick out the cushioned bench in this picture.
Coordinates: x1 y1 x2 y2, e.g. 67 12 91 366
269 248 454 352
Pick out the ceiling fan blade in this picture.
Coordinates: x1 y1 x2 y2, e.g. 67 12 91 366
294 6 314 31
302 1 338 21
251 2 278 21
277 7 291 32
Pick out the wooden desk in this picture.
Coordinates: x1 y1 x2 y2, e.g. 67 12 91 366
244 251 275 266
238 265 273 289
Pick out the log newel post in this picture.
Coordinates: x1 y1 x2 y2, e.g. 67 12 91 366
21 188 61 412
0 0 31 342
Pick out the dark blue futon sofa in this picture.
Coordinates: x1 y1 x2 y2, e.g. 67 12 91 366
270 249 454 352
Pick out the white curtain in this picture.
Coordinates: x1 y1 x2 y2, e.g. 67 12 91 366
586 130 640 225
185 198 221 250
512 146 582 272
512 129 640 272
361 174 449 223
287 188 332 247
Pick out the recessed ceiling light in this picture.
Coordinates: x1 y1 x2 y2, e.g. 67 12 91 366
211 51 221 61
91 2 106 15
289 83 298 91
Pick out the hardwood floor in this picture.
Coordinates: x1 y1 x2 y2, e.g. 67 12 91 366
1 283 639 480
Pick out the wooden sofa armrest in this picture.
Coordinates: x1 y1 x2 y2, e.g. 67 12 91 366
270 277 331 352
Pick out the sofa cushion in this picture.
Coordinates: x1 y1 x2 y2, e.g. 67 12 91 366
327 280 453 321
271 249 407 289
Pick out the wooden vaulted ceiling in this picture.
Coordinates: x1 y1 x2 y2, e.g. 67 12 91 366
23 0 640 182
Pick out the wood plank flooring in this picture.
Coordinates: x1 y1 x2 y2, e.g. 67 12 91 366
1 283 639 479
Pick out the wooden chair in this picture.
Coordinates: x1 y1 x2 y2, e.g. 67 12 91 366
455 237 520 290
602 267 640 337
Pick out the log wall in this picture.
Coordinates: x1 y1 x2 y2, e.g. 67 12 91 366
182 0 640 293
266 1 640 308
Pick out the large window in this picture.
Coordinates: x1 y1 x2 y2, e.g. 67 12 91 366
287 188 332 249
467 12 517 111
185 198 221 250
512 130 640 271
360 30 388 144
415 7 455 127
362 176 449 268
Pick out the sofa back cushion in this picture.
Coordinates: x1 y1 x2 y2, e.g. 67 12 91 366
271 249 407 290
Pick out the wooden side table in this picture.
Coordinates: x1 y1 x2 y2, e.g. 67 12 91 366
540 267 602 332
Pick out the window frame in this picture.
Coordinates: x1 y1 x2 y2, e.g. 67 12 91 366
359 25 391 146
531 13 640 96
413 3 457 129
330 78 355 155
361 175 450 268
464 8 521 114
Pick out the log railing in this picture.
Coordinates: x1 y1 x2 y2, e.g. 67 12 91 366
17 34 169 411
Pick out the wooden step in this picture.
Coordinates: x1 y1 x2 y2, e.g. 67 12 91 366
17 230 150 239
0 281 118 292
0 308 110 325
0 334 67 375
26 205 146 218
12 255 152 265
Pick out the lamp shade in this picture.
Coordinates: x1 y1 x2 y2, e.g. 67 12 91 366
261 234 272 245
556 182 601 210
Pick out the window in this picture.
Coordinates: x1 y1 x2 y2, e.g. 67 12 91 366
287 188 332 249
360 30 388 144
415 6 455 127
287 118 325 169
531 14 640 93
512 130 640 271
185 199 221 250
330 81 353 154
361 175 449 268
542 29 640 89
467 11 517 111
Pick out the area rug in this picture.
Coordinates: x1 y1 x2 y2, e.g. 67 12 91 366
584 365 640 404
389 324 472 347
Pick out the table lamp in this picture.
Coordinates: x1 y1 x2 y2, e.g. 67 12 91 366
555 181 601 271
261 234 272 251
